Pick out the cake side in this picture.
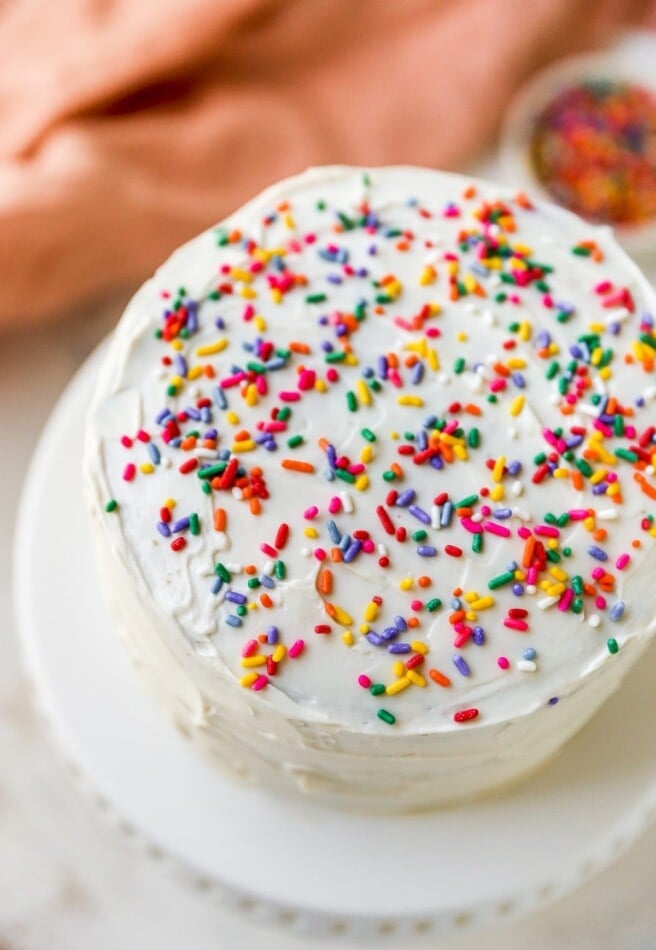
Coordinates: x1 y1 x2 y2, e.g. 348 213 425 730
84 165 656 809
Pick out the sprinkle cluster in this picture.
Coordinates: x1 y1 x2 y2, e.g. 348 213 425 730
100 170 656 730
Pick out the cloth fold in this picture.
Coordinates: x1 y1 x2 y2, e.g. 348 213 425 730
1 0 654 328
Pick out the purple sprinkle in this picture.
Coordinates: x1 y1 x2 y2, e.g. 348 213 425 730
259 574 275 589
225 591 247 605
588 545 608 561
366 632 383 647
417 545 437 557
409 504 431 525
156 521 171 538
343 539 362 563
388 643 411 654
175 354 188 377
396 489 416 507
548 696 559 706
453 655 471 676
394 615 408 632
267 626 279 644
472 626 485 646
171 517 190 533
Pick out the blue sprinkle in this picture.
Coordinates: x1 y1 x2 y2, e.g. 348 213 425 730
225 614 242 628
588 545 608 561
450 598 462 610
412 362 424 385
609 601 625 622
440 501 454 527
211 577 223 595
211 386 228 410
523 647 537 660
327 520 341 544
147 443 161 465
453 655 471 677
259 574 275 589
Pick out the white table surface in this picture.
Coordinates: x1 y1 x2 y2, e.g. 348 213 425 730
3 301 656 950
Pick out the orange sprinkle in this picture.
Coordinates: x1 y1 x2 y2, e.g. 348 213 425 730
593 528 607 542
464 403 482 416
330 547 343 562
572 470 584 491
522 536 536 568
289 341 311 354
234 429 251 442
281 459 315 474
180 436 196 451
429 668 451 687
418 576 431 588
260 593 273 608
213 508 227 532
318 569 333 595
635 473 656 499
204 365 216 378
407 617 420 628
249 497 261 515
245 564 257 575
390 462 404 479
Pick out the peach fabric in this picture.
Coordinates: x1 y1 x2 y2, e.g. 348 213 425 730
1 0 655 327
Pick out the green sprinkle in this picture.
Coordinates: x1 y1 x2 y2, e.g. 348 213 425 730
455 494 478 509
545 360 559 379
166 384 177 397
488 571 515 590
338 212 356 230
572 575 583 595
189 513 200 536
572 245 591 256
335 468 356 484
572 598 583 614
495 292 507 304
287 434 304 449
247 577 260 590
533 451 547 465
277 407 292 421
412 530 428 542
453 357 466 374
639 332 656 351
201 481 211 495
607 638 619 654
316 199 326 211
198 463 225 479
575 458 594 478
472 533 483 554
615 448 638 462
246 361 266 374
487 394 498 404
370 683 385 696
382 470 396 482
375 293 393 305
215 563 231 582
546 549 561 563
305 293 327 304
325 351 346 363
544 512 557 525
468 428 480 448
562 547 572 557
236 605 247 617
425 597 442 612
104 499 118 513
274 560 286 580
377 709 396 725
361 428 376 443
369 379 382 392
556 513 570 528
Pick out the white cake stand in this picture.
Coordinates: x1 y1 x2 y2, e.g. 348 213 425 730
14 345 656 943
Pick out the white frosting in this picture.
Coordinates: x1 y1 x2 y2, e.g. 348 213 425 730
84 166 656 810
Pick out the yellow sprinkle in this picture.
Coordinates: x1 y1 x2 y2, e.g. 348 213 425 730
397 395 424 407
355 475 369 492
518 321 532 341
386 677 410 696
164 498 176 510
509 395 525 417
188 365 203 380
607 483 621 497
341 630 354 646
270 288 282 304
139 463 154 475
231 440 256 452
411 640 428 654
546 539 558 550
240 286 257 300
356 379 372 406
241 655 266 668
304 527 318 539
554 467 570 478
591 347 603 366
463 274 478 294
344 353 359 367
392 661 405 678
254 315 267 331
492 455 506 482
407 670 427 687
284 213 295 229
548 342 559 355
361 445 374 464
490 484 505 502
406 339 427 355
314 378 327 393
170 339 184 352
463 591 478 603
326 603 353 626
364 602 379 622
272 645 286 663
226 411 239 425
546 582 566 596
359 624 370 634
427 347 440 370
390 431 399 440
506 358 527 369
169 374 183 388
245 384 258 407
446 260 459 276
549 567 568 582
419 264 437 286
240 673 258 688
583 516 595 531
453 443 468 461
400 577 414 591
231 267 252 282
456 331 468 342
196 338 228 357
599 366 612 381
514 569 526 581
470 596 495 610
465 610 476 621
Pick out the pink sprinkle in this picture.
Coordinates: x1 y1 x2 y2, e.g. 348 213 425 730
461 517 483 534
480 505 491 517
504 618 529 631
388 369 403 388
314 548 327 561
410 599 423 611
264 421 286 432
362 539 375 553
558 589 574 612
497 656 510 670
120 435 133 448
358 674 372 689
279 391 300 402
136 429 150 443
542 294 553 308
517 526 532 539
526 566 538 585
122 463 136 482
596 596 607 610
304 505 319 519
568 509 589 520
326 368 339 383
453 627 472 648
289 639 305 659
591 567 605 580
220 373 246 388
616 553 631 570
534 524 560 538
298 369 316 391
483 521 511 538
624 425 636 439
489 378 506 393
594 280 612 294
256 375 268 395
251 675 268 691
242 639 258 658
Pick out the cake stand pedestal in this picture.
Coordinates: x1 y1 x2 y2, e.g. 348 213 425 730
14 345 656 942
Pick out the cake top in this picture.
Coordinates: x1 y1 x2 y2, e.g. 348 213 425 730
86 166 656 733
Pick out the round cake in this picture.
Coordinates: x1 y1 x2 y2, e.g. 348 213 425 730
84 166 656 811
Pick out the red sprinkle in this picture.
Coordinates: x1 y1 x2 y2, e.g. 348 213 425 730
454 708 479 723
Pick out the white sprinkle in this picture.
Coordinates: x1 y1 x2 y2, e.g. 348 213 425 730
588 614 601 628
197 565 214 577
161 457 171 469
597 508 618 520
512 506 531 522
340 491 354 514
471 512 484 523
525 585 537 595
225 562 243 573
301 547 311 557
263 559 275 575
538 595 560 610
213 533 228 552
232 487 243 500
642 386 656 401
517 660 537 673
482 309 497 326
511 480 524 497
548 393 560 405
577 403 599 417
431 506 441 529
378 543 388 557
507 426 518 440
438 373 451 385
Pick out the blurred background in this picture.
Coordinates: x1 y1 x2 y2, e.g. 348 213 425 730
2 2 656 947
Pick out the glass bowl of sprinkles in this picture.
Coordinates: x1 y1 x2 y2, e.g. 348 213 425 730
500 34 656 261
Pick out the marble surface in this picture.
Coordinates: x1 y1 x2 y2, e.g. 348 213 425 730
3 303 656 950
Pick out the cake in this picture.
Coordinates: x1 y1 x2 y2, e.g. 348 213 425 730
84 166 656 812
